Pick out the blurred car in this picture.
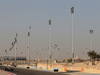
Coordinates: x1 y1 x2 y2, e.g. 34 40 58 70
5 67 14 71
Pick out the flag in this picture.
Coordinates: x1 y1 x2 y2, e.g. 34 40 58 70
71 7 74 14
49 20 51 25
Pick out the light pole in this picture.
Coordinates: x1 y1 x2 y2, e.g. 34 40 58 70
28 26 31 67
9 40 16 65
42 49 44 59
57 48 60 60
15 33 18 66
5 50 8 66
9 47 12 66
89 30 93 51
49 20 52 67
53 44 57 60
71 7 74 64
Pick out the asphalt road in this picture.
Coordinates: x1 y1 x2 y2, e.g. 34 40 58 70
0 66 70 75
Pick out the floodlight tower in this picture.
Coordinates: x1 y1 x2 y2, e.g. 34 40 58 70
49 20 52 67
89 30 93 51
71 7 74 64
28 26 31 66
5 50 8 66
15 33 18 66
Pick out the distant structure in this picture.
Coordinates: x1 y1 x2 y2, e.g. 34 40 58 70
0 56 26 61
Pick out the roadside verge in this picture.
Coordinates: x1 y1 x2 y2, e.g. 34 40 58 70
0 69 16 75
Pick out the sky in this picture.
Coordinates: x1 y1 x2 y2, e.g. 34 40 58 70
0 0 100 59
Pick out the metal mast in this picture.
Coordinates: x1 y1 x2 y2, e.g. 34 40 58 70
28 26 31 66
15 33 18 66
49 20 52 66
89 30 93 51
71 7 74 64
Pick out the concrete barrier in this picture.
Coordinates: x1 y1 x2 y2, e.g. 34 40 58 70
54 68 59 72
81 68 84 72
27 66 30 69
39 67 42 69
35 66 37 69
46 67 48 70
64 68 67 72
23 65 24 68
31 66 33 68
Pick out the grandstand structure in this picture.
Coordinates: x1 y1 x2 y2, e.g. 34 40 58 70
0 56 26 61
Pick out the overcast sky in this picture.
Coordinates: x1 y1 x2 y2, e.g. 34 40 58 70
0 0 100 59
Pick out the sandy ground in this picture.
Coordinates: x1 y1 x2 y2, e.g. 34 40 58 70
3 60 100 74
16 61 100 74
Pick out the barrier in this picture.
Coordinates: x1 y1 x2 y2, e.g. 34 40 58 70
54 68 59 72
27 66 30 69
39 67 42 69
64 68 67 72
81 68 84 72
35 66 37 69
46 67 48 70
63 65 65 67
18 65 20 67
23 65 24 67
31 66 33 68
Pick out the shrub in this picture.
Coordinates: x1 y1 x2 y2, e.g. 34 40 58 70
67 58 72 63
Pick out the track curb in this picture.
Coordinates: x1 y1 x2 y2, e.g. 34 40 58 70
0 69 16 75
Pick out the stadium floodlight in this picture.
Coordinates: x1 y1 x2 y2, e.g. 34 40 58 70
49 20 52 67
15 33 18 66
27 26 31 67
89 30 93 51
71 7 74 64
